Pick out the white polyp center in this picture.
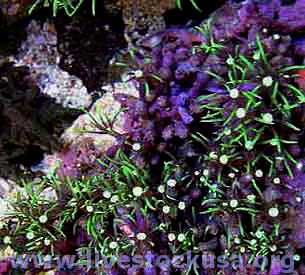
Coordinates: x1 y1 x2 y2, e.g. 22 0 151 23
167 179 177 187
229 88 239 99
228 172 235 179
132 143 141 151
26 232 34 240
255 169 263 178
111 195 119 203
177 233 185 242
158 185 165 193
273 177 281 184
168 233 176 242
268 207 279 217
219 155 229 165
230 199 238 208
226 57 235 65
39 215 48 223
296 162 303 170
209 152 218 159
224 128 232 135
136 232 147 240
134 70 143 78
273 34 280 40
178 201 186 210
162 206 170 214
262 76 273 87
132 186 144 197
262 113 273 124
103 191 111 199
236 108 246 119
109 242 118 249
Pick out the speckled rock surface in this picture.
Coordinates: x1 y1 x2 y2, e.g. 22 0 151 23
105 0 176 40
0 177 22 219
13 20 92 109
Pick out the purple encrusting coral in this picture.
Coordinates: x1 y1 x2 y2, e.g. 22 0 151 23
57 138 103 179
98 0 305 273
4 1 305 275
113 29 209 165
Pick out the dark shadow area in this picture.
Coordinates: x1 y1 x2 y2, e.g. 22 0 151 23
54 0 126 92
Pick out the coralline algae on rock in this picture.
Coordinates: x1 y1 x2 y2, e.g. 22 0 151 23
209 0 305 44
12 20 92 109
31 81 140 176
256 0 305 32
60 81 139 149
